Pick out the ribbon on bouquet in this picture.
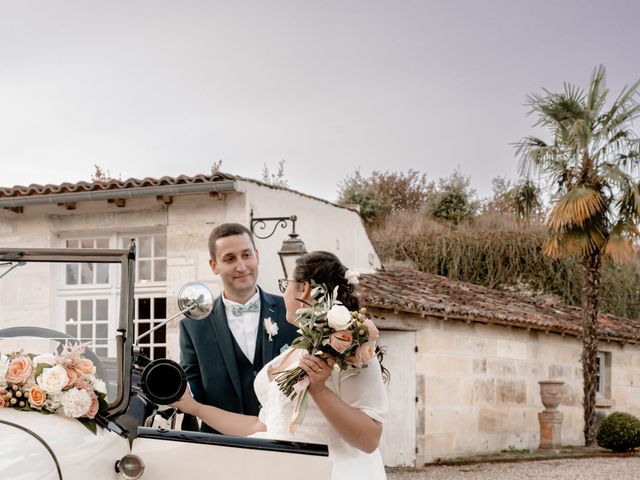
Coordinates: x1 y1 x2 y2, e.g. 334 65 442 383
288 377 311 434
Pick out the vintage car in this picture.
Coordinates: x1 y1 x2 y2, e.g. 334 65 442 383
0 246 332 480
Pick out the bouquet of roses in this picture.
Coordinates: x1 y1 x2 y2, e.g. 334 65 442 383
275 279 380 431
0 343 109 434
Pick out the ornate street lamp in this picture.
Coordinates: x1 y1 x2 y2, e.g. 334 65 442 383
249 209 307 277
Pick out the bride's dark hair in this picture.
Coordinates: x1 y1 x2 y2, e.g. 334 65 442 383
293 251 389 382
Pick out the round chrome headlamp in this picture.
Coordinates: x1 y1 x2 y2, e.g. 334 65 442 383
115 454 145 480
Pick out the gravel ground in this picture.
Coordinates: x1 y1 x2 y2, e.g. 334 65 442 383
386 457 640 480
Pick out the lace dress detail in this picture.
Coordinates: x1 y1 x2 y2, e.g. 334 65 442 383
252 349 387 480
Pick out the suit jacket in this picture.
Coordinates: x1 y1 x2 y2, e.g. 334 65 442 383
179 287 298 433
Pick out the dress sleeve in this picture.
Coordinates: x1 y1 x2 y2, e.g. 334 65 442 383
335 356 388 423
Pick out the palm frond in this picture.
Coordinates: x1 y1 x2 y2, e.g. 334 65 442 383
547 187 606 230
603 233 635 262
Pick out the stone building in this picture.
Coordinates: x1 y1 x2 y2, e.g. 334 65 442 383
360 268 640 466
0 172 379 362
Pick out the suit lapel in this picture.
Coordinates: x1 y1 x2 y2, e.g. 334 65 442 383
209 296 243 402
258 288 277 365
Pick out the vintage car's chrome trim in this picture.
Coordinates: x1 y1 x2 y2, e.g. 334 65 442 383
137 428 330 457
0 419 63 479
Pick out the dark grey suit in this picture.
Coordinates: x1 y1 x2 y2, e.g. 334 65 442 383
179 288 298 433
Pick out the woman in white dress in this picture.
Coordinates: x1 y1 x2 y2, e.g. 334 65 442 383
173 251 388 480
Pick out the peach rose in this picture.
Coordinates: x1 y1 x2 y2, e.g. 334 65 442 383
362 318 380 341
84 395 99 419
28 386 46 409
0 396 5 408
65 368 79 389
329 330 353 354
6 357 34 386
353 341 377 367
74 358 95 375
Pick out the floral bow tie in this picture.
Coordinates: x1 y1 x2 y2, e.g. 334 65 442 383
230 300 260 316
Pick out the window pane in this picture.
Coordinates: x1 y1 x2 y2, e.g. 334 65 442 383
66 264 78 285
139 236 152 258
154 324 166 344
81 263 94 284
96 264 109 284
80 324 92 341
96 323 108 341
96 238 109 249
154 260 166 282
153 298 166 319
66 239 79 248
96 300 108 320
81 300 93 321
154 347 166 359
154 236 167 257
81 239 93 249
95 347 108 358
138 260 151 283
65 323 77 338
66 301 78 323
138 298 151 320
138 321 150 337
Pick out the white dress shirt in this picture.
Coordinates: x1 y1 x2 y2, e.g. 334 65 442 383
222 290 261 364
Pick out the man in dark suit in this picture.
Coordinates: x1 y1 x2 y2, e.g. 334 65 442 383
179 223 298 433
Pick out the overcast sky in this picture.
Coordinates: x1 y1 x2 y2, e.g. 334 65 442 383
1 0 639 202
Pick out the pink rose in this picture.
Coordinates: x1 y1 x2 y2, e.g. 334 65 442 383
28 386 46 409
329 330 353 354
362 319 380 341
353 341 377 367
74 358 95 375
6 357 34 385
65 368 79 389
0 395 5 408
84 395 99 419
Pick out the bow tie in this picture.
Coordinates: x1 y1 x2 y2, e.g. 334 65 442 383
230 300 260 316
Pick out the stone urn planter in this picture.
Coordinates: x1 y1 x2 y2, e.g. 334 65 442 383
539 380 564 411
538 380 564 449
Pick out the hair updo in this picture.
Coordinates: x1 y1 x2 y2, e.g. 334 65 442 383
292 251 359 311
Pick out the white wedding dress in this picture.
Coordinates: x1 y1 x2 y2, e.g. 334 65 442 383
251 348 388 480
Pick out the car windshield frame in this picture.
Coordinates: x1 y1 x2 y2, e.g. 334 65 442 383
0 246 136 419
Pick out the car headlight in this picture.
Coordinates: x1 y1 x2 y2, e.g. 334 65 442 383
115 454 145 480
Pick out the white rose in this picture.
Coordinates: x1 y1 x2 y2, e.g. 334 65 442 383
61 387 92 418
326 304 352 330
345 269 360 286
37 364 68 394
92 378 107 395
32 354 58 367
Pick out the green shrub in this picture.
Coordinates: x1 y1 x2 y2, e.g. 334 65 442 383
596 412 640 452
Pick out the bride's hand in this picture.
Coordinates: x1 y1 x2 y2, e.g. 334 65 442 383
170 388 199 415
299 354 334 395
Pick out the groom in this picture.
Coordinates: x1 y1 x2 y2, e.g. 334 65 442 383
179 223 298 433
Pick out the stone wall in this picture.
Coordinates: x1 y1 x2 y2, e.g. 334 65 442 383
412 317 640 464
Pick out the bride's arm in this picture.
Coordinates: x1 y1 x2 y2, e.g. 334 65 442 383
171 390 266 436
299 355 382 454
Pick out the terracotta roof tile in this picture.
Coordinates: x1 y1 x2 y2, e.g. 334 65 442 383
358 267 640 342
0 173 234 198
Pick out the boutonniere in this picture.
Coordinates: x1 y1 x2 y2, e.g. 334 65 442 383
263 317 279 341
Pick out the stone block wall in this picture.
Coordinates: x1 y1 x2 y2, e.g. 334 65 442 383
411 317 640 464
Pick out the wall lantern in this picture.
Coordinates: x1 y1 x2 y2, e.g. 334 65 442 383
249 209 307 277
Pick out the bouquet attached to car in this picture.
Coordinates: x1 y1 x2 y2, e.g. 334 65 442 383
275 271 380 432
0 343 108 434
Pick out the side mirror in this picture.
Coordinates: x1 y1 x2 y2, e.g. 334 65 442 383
135 282 213 345
177 282 214 320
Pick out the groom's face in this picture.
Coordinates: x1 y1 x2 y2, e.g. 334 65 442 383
209 233 260 303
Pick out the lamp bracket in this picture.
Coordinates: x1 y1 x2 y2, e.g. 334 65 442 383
250 209 298 240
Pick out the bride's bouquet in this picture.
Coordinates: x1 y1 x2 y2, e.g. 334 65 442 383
275 276 380 431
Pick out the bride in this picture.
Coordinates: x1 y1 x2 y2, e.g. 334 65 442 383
173 251 388 480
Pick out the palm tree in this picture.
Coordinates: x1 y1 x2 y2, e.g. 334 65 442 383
515 65 640 445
